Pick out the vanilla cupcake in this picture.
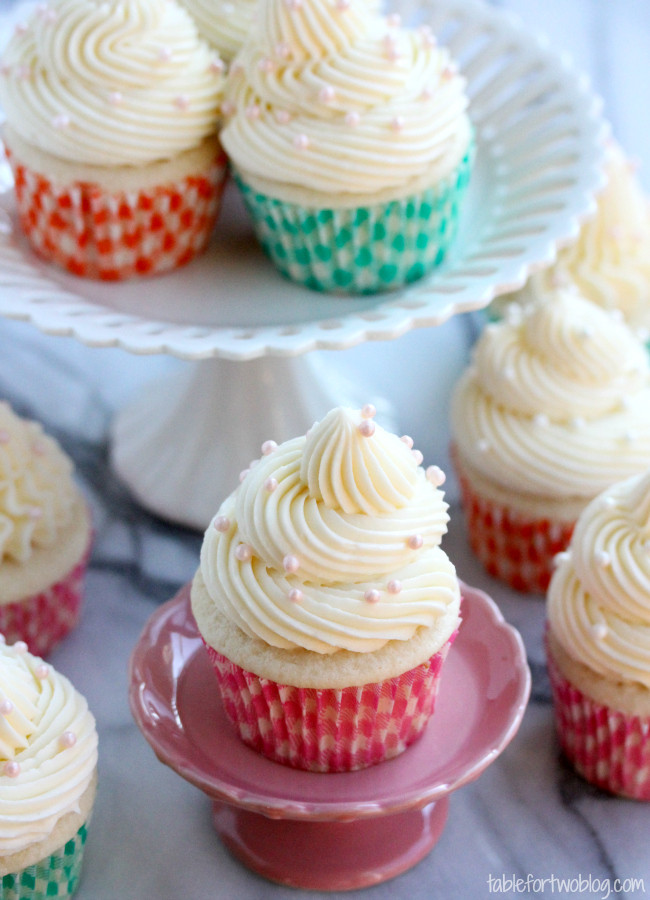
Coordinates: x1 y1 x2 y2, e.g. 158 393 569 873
0 0 226 281
0 402 91 657
547 469 650 799
0 639 98 900
503 141 650 337
178 0 257 62
450 288 650 594
220 0 473 294
191 406 461 772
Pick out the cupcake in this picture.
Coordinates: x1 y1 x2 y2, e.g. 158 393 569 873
450 288 650 594
546 469 650 799
501 141 650 337
219 0 473 294
0 0 227 281
0 402 91 657
178 0 257 62
0 639 98 900
191 405 461 772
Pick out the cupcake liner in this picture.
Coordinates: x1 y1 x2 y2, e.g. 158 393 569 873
203 630 457 773
5 144 228 281
0 822 88 900
453 455 574 594
547 643 650 800
234 141 473 295
0 540 91 658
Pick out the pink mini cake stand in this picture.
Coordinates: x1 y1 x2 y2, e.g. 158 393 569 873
129 583 530 891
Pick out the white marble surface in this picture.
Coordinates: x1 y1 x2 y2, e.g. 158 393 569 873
1 1 650 898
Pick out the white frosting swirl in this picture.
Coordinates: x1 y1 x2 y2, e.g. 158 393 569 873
220 0 470 200
0 0 224 167
528 142 650 334
548 470 650 688
0 641 97 854
0 403 77 565
178 0 257 62
451 289 650 500
200 407 459 654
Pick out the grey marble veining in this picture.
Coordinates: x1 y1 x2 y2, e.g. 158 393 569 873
0 1 650 898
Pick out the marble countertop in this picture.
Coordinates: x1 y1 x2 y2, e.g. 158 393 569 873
1 1 650 898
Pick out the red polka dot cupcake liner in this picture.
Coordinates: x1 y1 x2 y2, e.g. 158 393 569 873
0 541 91 658
547 642 650 800
453 456 574 594
203 630 457 773
5 144 227 281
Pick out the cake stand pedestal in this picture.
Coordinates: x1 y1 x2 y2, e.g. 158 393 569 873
0 0 605 530
129 582 531 891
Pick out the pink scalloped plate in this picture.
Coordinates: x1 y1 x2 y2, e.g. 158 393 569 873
129 582 530 890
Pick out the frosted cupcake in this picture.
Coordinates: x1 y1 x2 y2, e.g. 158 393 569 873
503 142 650 336
547 469 650 799
191 405 461 772
0 639 98 899
450 288 650 594
178 0 257 62
220 0 473 294
0 0 226 281
0 403 91 657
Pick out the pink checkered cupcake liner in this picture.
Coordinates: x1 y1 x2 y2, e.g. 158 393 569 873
5 144 227 281
204 631 457 773
452 451 574 594
547 641 650 800
0 541 91 658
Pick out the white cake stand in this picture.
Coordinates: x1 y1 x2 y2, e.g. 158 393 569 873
0 0 606 529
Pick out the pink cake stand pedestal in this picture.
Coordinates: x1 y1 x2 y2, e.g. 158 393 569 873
129 583 530 891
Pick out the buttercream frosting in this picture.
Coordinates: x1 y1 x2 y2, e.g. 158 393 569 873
451 289 650 501
0 402 77 565
548 469 650 688
178 0 256 62
526 142 650 334
0 640 97 854
0 0 224 167
199 407 460 655
220 0 470 201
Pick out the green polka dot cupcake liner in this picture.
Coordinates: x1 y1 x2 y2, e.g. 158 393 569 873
235 141 474 295
0 823 89 900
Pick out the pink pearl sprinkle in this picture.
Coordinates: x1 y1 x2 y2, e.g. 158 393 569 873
35 664 49 680
283 554 300 573
358 420 376 437
401 435 414 449
15 22 28 35
285 0 302 9
387 12 401 26
221 100 236 117
158 46 173 62
213 516 230 533
275 42 291 58
209 56 225 74
426 465 446 486
0 700 14 716
4 761 20 778
390 116 405 132
364 589 381 604
28 507 42 520
319 85 336 104
407 535 423 550
288 588 303 603
13 642 27 654
264 477 278 493
0 430 9 445
276 109 291 124
336 0 350 9
52 114 70 129
294 133 310 150
246 104 261 119
361 404 376 419
16 64 31 80
235 543 253 562
239 468 250 482
175 94 190 110
261 440 278 455
108 91 123 106
60 731 77 749
387 579 402 595
258 57 275 73
412 449 423 465
345 111 360 127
